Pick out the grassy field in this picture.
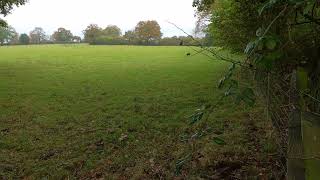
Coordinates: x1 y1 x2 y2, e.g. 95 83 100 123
0 45 280 179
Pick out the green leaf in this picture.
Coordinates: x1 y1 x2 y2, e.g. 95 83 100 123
224 79 239 97
241 88 256 107
189 111 204 125
213 137 226 145
244 40 256 54
234 88 256 107
253 54 263 63
175 154 192 175
245 38 264 55
229 63 236 71
256 27 264 37
224 90 231 97
0 19 7 27
265 38 277 50
218 77 226 89
303 1 315 15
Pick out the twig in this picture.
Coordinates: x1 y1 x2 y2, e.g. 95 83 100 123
167 20 320 106
263 5 288 38
249 5 288 57
189 48 206 57
166 20 253 69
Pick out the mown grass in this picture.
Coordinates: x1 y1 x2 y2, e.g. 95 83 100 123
0 45 279 179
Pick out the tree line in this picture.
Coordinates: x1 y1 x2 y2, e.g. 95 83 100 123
0 20 203 46
0 26 81 45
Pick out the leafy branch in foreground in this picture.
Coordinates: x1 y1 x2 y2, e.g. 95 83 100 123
185 0 320 177
0 0 28 27
172 0 320 175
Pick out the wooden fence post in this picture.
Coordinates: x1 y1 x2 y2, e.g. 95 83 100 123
287 69 305 180
302 111 320 179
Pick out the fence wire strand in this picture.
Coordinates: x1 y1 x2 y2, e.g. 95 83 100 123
168 21 320 176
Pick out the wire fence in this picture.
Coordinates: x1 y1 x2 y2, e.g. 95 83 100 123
185 39 320 177
255 70 320 177
168 21 320 176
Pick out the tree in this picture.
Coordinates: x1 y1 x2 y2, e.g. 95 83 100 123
103 25 122 38
52 27 73 42
29 27 47 44
159 36 181 46
10 31 19 44
193 0 320 178
72 36 81 43
198 0 262 51
134 20 162 44
123 30 136 44
83 24 103 43
0 0 27 27
0 26 17 45
19 33 30 44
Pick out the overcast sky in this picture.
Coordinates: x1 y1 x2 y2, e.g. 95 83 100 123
1 0 197 38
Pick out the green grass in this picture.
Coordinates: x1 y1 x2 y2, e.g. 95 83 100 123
0 45 279 179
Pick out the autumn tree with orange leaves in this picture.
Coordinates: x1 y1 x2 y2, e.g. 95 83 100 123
134 20 162 45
